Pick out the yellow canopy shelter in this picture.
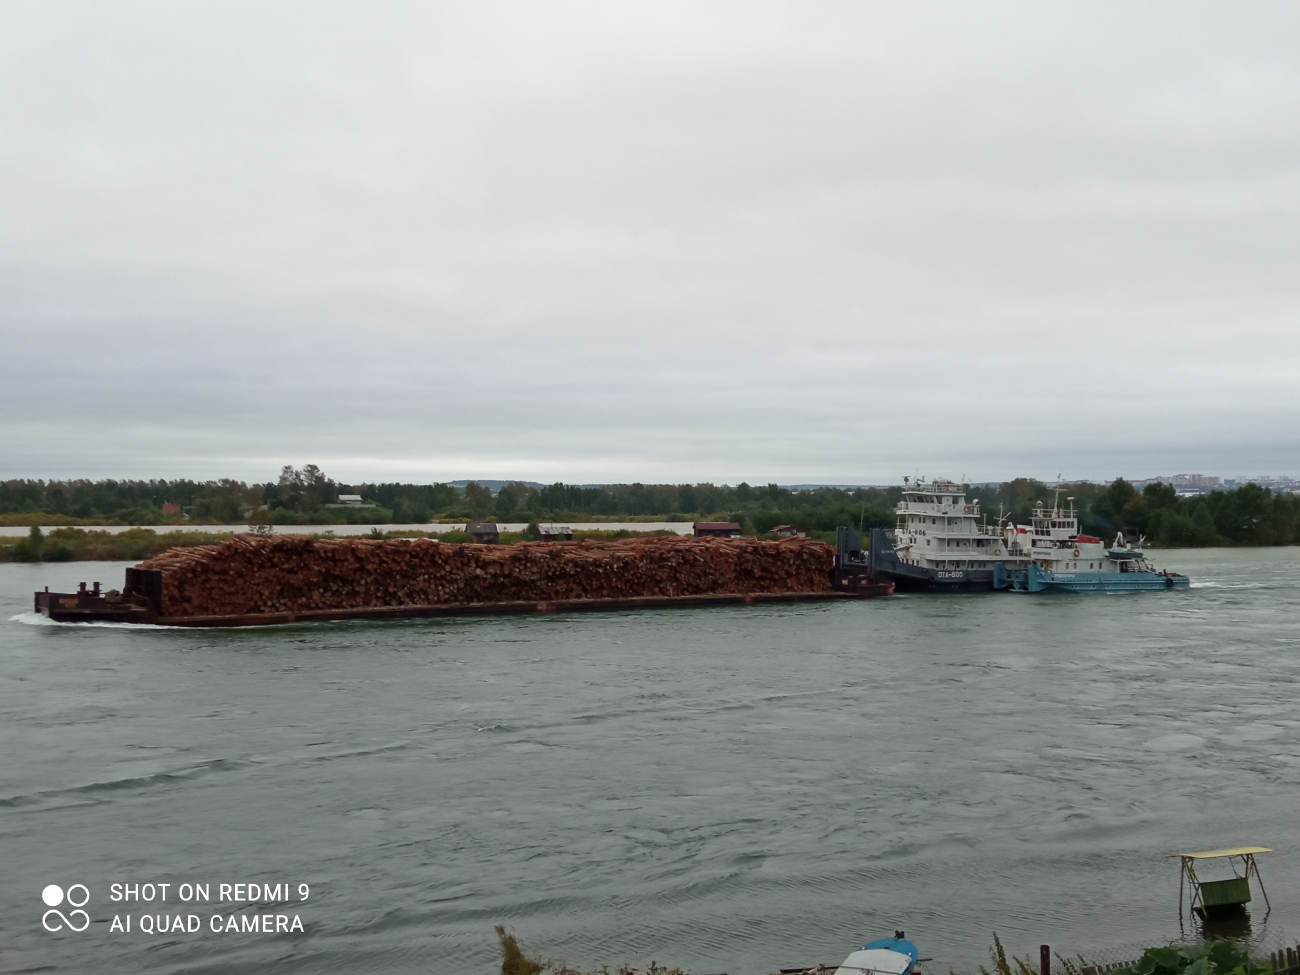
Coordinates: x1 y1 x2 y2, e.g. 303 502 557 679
1169 847 1271 919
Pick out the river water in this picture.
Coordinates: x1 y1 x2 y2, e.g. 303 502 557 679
3 548 1299 974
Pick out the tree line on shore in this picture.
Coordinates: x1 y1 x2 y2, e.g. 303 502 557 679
989 476 1298 547
0 467 1297 547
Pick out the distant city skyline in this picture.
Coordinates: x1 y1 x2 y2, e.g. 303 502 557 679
2 469 1297 492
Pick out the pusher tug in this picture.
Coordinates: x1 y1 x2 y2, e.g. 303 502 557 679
867 478 1189 593
866 478 1029 592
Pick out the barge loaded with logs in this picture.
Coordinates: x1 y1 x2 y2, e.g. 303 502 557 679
33 529 891 627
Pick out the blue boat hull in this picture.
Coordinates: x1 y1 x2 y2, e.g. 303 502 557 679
995 562 1190 593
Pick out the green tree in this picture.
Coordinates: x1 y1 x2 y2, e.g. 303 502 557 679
193 487 244 522
392 498 431 523
13 525 43 561
1142 481 1179 509
1091 478 1138 533
300 464 335 510
1213 482 1273 545
462 482 493 517
988 477 1049 525
269 465 337 513
276 466 304 510
1191 503 1220 546
493 482 535 518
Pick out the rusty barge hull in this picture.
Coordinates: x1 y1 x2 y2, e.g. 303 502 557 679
35 586 891 628
33 534 892 628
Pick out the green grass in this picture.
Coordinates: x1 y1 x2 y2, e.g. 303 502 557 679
0 527 234 562
0 511 185 528
979 934 1271 975
495 926 698 975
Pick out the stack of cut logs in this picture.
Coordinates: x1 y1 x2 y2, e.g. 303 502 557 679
138 535 837 618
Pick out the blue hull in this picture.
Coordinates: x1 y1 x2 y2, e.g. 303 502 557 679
995 562 1190 592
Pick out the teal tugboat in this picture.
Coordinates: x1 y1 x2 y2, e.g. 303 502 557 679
992 495 1190 593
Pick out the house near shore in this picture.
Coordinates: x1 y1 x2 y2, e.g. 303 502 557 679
537 525 574 541
466 522 500 544
331 494 377 508
693 521 741 538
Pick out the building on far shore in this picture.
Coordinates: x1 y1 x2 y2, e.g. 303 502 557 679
1131 474 1222 492
693 521 741 538
331 494 377 508
335 491 377 506
466 522 500 544
1130 473 1300 495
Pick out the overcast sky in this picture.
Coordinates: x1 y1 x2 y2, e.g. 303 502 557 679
1 2 1297 486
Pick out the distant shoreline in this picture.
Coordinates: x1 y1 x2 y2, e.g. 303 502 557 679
0 525 689 562
0 520 694 538
0 513 695 529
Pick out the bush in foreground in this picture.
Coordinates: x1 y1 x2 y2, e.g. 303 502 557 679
495 926 699 975
983 934 1269 975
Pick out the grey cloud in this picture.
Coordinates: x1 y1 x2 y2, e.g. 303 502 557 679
1 2 1298 484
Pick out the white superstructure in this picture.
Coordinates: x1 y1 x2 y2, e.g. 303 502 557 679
891 478 1020 574
1018 494 1154 574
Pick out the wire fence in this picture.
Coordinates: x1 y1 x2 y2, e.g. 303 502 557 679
1029 932 1300 975
769 932 1300 975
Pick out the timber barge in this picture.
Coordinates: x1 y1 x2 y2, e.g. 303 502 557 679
34 532 891 627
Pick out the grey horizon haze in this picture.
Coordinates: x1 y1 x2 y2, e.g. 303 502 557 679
1 2 1298 486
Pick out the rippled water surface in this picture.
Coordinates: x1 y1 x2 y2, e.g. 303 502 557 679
4 548 1300 974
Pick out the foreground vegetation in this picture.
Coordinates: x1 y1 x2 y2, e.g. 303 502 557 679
496 928 1274 975
2 466 1298 549
985 933 1268 975
496 926 698 975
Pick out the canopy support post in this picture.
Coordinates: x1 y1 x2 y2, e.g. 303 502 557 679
1178 855 1186 918
1180 856 1204 918
1245 854 1271 911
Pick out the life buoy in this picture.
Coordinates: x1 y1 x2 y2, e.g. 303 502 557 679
964 505 973 514
1073 548 1080 556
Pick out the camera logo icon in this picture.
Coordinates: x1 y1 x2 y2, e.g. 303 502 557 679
42 884 90 932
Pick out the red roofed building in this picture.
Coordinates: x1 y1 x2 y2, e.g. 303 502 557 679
693 521 741 538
